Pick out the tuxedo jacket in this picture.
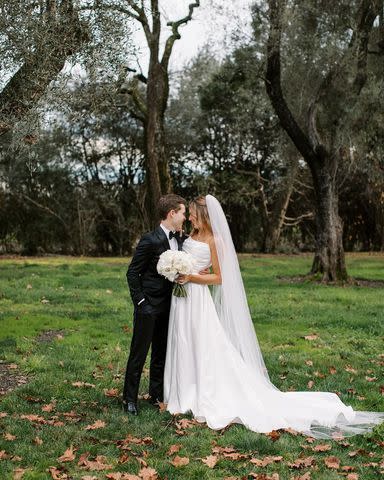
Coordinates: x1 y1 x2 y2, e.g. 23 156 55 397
127 226 188 307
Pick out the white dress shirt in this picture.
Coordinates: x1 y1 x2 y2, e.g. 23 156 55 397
160 223 178 251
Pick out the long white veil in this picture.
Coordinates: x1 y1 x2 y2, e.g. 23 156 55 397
206 194 277 390
206 194 384 438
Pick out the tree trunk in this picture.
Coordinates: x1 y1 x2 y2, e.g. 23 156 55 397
264 156 299 252
310 156 347 281
145 62 172 227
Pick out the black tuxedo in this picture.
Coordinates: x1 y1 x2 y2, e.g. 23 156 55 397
123 226 188 405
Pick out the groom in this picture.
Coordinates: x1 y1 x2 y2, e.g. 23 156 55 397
123 194 188 415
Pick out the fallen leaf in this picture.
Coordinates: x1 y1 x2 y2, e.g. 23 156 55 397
365 376 377 382
288 456 315 469
33 437 43 445
171 455 190 467
20 414 46 423
304 334 318 341
138 467 158 480
329 367 337 374
166 444 182 456
265 430 281 441
106 474 140 480
72 382 96 388
324 456 340 469
250 456 283 467
305 360 313 366
201 455 218 468
312 444 332 452
104 388 119 398
0 412 8 418
58 446 76 463
4 433 17 441
48 466 69 479
346 475 359 480
13 468 27 479
42 402 56 412
293 473 311 480
85 420 106 430
344 365 357 374
307 380 314 389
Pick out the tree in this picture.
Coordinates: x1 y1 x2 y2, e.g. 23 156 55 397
0 0 89 138
265 0 383 281
93 0 201 227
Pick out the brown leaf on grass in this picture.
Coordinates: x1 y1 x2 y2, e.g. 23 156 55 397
311 443 332 452
307 380 314 389
121 435 153 446
265 430 281 441
341 466 355 471
250 456 283 467
346 474 359 480
175 418 198 429
48 466 69 479
136 457 148 468
248 473 280 479
0 450 9 459
365 376 377 382
304 334 318 341
84 420 106 430
0 412 8 418
78 453 113 471
20 414 46 423
166 444 182 456
106 474 141 480
329 367 337 374
42 402 56 412
138 467 158 480
71 382 96 388
33 437 43 445
222 452 248 460
4 433 16 441
304 437 316 443
58 446 76 463
292 473 311 480
171 455 190 467
104 388 119 398
305 360 313 366
211 445 237 455
324 456 340 469
288 456 315 469
201 455 218 468
81 476 98 480
13 468 27 479
158 402 167 412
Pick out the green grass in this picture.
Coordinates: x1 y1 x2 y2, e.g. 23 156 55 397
0 254 383 479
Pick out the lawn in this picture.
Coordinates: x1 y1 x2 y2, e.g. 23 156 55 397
0 253 383 480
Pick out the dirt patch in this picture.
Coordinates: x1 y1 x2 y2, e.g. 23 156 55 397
36 330 65 343
277 275 384 288
0 362 29 396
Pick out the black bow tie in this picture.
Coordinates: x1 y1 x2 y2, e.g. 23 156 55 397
169 231 178 240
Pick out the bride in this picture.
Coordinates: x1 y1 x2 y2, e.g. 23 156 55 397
163 194 384 438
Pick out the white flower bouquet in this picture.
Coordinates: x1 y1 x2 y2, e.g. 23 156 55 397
157 250 196 297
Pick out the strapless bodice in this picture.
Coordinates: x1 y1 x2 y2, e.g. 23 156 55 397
182 237 211 273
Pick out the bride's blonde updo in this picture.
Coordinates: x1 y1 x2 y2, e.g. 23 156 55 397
189 195 213 236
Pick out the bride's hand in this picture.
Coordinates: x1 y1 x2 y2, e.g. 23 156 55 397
199 267 210 275
176 274 190 285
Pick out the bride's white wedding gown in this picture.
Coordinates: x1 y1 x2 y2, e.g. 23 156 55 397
164 237 384 438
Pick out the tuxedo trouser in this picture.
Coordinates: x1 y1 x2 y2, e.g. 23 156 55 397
123 304 170 404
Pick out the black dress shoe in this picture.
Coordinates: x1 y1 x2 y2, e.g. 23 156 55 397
123 401 138 415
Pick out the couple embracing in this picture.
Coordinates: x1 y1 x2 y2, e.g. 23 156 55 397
122 193 384 438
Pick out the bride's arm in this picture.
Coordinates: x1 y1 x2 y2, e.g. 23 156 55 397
178 238 222 285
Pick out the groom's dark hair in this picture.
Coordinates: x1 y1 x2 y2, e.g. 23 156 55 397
159 194 186 220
